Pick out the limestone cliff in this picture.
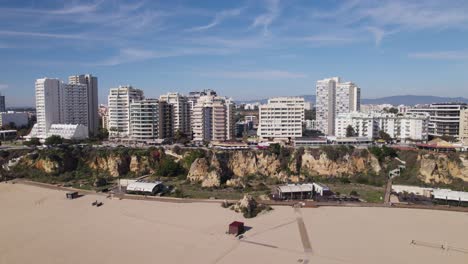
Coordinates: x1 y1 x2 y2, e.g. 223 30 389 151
11 147 468 189
418 154 468 184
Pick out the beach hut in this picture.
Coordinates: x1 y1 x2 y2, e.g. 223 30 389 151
228 221 244 235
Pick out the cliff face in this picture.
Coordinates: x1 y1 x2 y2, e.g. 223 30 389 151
186 149 381 187
418 154 468 184
13 147 468 189
299 152 381 177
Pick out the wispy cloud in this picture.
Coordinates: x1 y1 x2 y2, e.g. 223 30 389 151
409 50 468 60
306 0 468 45
188 7 244 31
0 1 101 15
251 0 281 35
301 34 358 45
204 70 306 80
96 47 232 66
0 30 84 39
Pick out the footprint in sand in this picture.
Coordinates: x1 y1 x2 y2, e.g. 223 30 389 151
34 197 47 206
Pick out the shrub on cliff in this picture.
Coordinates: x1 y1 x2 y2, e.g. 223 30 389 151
182 149 205 169
320 145 354 162
369 146 397 162
157 157 185 177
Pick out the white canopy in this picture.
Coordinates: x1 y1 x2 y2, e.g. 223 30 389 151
277 184 313 193
126 181 162 193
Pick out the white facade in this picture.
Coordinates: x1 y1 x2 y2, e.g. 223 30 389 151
108 86 144 138
407 103 467 138
257 97 305 139
316 77 360 135
34 78 61 138
129 99 159 141
159 92 190 135
0 112 28 127
46 124 89 140
30 78 90 140
335 112 429 141
192 95 234 142
458 109 468 144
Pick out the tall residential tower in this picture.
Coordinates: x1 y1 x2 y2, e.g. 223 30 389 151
69 74 99 136
108 86 144 138
316 77 360 135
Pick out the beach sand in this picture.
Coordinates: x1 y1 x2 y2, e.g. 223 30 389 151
1 183 467 264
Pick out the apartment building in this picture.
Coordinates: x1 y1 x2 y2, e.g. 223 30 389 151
335 112 429 141
69 74 99 136
407 103 467 139
108 86 144 138
28 78 91 140
158 101 174 139
159 92 190 135
0 94 5 112
257 97 305 140
129 99 159 142
192 95 234 142
316 77 360 135
459 109 468 144
61 83 89 127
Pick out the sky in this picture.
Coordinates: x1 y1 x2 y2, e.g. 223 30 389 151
1 0 468 107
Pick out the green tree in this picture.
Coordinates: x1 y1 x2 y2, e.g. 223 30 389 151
158 158 185 177
378 130 392 142
45 135 64 145
97 128 109 140
24 137 41 146
346 125 356 137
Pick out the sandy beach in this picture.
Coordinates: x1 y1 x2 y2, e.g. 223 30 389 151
1 182 467 264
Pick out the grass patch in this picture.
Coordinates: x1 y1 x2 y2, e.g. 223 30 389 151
327 183 385 203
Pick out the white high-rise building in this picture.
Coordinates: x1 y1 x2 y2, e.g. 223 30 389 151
28 78 90 140
69 74 99 136
335 112 429 141
192 95 234 142
129 99 159 141
316 77 360 135
257 97 305 140
107 86 144 138
159 92 191 135
34 78 62 137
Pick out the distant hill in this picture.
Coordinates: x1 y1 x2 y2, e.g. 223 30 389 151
237 95 468 106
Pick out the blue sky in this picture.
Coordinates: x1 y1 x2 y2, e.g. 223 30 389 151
1 0 468 106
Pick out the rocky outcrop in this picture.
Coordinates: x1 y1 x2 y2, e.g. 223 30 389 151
87 154 130 177
230 195 272 218
35 158 60 174
300 152 380 176
186 157 222 187
418 154 468 184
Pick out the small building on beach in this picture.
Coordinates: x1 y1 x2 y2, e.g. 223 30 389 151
275 183 331 200
276 184 313 200
228 221 244 236
126 181 163 196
